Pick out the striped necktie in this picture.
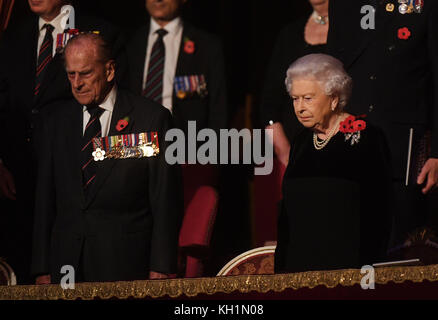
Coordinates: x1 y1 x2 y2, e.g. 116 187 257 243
142 29 168 103
35 24 54 96
82 105 105 192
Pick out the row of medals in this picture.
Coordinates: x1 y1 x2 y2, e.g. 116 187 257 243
386 0 423 14
105 144 157 159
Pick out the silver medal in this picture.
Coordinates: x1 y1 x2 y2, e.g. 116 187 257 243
399 3 408 14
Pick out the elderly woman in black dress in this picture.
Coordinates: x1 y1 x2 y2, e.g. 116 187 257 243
274 54 392 273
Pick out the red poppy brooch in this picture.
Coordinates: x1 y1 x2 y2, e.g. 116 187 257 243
398 27 411 40
339 115 367 145
183 37 195 54
116 116 129 132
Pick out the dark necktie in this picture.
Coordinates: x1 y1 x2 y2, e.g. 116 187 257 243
142 29 168 103
82 105 105 192
35 24 54 96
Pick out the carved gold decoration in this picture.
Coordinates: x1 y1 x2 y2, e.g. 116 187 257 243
0 264 437 300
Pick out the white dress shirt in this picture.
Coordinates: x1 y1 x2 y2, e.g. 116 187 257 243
37 10 69 58
142 17 183 112
83 86 117 137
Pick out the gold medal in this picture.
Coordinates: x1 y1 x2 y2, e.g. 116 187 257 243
407 4 414 13
177 90 187 99
386 3 395 12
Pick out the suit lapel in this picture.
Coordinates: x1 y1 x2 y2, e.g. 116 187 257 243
35 51 65 105
175 22 195 78
22 18 39 108
130 25 150 95
70 100 87 207
84 89 135 208
174 22 198 103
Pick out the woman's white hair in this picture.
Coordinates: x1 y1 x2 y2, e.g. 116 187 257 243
285 54 353 109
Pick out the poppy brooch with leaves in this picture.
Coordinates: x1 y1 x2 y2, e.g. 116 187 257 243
339 115 367 145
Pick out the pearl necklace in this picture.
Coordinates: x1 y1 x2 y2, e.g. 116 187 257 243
313 116 342 150
312 11 328 25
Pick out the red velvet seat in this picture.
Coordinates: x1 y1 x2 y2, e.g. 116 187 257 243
178 164 219 278
253 158 286 247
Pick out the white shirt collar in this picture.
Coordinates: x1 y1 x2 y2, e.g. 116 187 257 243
150 17 183 37
99 85 117 112
83 85 117 113
38 9 68 32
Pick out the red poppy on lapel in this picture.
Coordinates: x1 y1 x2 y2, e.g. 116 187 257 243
184 37 195 54
340 115 356 133
340 115 366 134
352 120 366 132
398 27 411 40
116 116 129 132
339 115 367 146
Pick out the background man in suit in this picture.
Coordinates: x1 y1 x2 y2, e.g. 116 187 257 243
125 0 228 134
125 0 227 240
32 33 182 284
328 0 438 251
0 0 124 284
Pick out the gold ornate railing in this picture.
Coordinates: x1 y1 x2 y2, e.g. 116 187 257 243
1 264 437 300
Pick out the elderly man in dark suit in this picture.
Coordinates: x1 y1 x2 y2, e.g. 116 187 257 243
328 0 438 251
0 0 124 284
125 0 228 134
32 33 183 284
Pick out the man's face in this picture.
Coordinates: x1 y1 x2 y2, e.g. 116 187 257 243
65 43 115 106
145 0 186 23
28 0 65 19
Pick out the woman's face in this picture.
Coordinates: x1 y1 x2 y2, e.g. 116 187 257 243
309 0 328 9
290 78 338 132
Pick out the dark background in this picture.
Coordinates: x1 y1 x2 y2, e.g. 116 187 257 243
7 0 312 276
9 0 312 125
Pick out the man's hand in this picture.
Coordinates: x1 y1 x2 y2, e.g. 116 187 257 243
266 122 291 167
0 162 16 200
35 275 51 285
149 271 174 280
417 158 438 194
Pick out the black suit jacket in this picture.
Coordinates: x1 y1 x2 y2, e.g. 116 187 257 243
0 12 125 176
328 0 438 179
31 89 183 282
125 20 228 133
